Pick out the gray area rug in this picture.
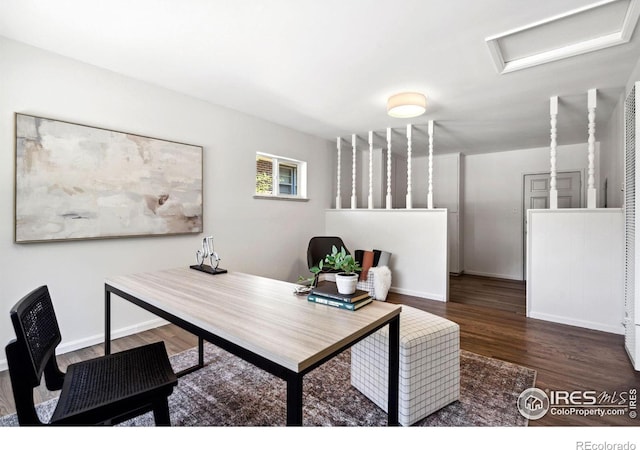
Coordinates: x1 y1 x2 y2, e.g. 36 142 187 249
0 343 535 426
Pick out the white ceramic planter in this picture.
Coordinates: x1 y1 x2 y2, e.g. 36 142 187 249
335 272 358 295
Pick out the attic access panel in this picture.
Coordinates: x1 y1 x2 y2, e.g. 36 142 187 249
486 0 640 73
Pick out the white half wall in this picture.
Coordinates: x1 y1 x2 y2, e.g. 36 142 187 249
325 209 449 301
527 209 624 334
0 37 333 370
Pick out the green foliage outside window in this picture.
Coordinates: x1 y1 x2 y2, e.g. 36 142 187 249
256 172 272 194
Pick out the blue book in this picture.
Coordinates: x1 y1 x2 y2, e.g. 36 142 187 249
307 294 372 311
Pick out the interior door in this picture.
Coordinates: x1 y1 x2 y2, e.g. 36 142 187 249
523 171 582 279
524 171 582 209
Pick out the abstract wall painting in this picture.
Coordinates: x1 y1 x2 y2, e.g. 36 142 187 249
14 113 203 243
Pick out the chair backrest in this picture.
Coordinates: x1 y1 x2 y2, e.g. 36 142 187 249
307 236 349 270
7 285 62 387
5 286 64 424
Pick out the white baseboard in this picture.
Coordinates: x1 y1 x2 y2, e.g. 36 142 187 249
528 311 624 335
0 318 168 372
463 270 523 281
389 286 445 302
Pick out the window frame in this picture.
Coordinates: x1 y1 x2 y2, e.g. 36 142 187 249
254 152 308 201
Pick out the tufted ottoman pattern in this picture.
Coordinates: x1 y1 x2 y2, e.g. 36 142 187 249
350 305 460 426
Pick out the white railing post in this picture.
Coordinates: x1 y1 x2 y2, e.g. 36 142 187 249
351 134 357 209
428 120 434 209
368 131 374 209
587 88 597 208
406 124 412 209
550 96 558 209
386 128 393 209
335 137 341 209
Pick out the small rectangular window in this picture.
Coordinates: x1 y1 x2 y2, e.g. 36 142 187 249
255 152 307 200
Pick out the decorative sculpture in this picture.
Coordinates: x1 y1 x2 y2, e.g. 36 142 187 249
191 236 227 275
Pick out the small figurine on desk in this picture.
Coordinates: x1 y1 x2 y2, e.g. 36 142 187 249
190 235 228 275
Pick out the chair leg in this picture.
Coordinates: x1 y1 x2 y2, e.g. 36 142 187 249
152 398 171 426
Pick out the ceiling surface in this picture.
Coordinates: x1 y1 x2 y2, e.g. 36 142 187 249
1 0 640 155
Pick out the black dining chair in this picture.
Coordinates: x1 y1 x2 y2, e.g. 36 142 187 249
5 285 178 426
307 236 350 285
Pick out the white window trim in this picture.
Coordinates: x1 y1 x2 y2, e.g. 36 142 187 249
254 152 308 201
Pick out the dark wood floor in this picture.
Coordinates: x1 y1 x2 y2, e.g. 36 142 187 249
1 274 638 426
450 273 527 315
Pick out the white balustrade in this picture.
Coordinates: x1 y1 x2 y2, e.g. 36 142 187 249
351 134 357 209
386 127 392 209
368 131 374 209
406 124 413 209
336 137 341 209
587 89 597 208
550 96 558 209
428 120 434 209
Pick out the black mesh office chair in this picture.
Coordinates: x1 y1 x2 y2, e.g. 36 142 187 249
5 285 178 426
307 236 350 285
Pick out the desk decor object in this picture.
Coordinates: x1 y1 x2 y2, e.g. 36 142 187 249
14 113 203 243
190 236 227 275
307 283 372 311
310 245 362 294
307 293 372 311
310 283 370 303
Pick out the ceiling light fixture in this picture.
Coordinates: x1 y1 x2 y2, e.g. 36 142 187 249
386 92 427 118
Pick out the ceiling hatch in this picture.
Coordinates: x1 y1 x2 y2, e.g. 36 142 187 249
486 0 640 74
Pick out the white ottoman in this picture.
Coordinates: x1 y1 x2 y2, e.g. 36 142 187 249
350 305 460 426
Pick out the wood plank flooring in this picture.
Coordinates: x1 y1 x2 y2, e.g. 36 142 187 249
450 274 526 315
1 274 638 426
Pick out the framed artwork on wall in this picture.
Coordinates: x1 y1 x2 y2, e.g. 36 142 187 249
14 113 203 243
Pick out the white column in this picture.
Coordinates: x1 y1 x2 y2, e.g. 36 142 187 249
335 137 341 209
427 120 434 209
351 134 357 209
549 96 558 209
587 88 597 208
406 124 412 209
368 131 374 209
386 128 393 209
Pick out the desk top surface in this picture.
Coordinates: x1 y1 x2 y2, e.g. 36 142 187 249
106 267 401 372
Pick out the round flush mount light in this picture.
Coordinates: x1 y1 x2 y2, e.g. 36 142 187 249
386 92 427 118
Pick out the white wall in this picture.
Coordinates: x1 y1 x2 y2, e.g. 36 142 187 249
0 37 333 368
463 143 598 280
527 209 624 334
325 209 449 301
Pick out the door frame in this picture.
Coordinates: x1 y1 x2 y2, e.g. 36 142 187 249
522 169 585 280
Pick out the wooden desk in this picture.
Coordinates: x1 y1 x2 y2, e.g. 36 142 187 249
104 268 401 426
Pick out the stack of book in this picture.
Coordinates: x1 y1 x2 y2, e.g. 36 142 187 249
307 283 373 311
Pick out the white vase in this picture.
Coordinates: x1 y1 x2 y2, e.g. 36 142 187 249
335 272 358 295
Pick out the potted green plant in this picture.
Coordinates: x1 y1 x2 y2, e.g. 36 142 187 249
318 245 362 294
